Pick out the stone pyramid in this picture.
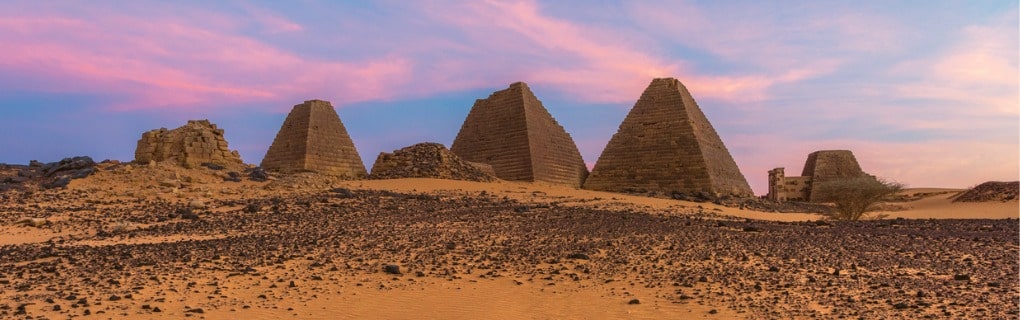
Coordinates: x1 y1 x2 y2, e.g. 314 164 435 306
584 78 753 197
801 150 869 202
260 100 367 178
450 82 588 187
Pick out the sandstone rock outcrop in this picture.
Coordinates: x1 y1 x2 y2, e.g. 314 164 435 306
450 82 588 187
369 142 496 182
134 120 242 168
261 100 367 178
584 78 753 197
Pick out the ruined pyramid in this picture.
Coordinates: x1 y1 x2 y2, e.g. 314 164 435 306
584 78 753 197
260 100 367 178
450 82 588 187
801 150 869 202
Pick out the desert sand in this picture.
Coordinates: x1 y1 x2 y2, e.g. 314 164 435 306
1 163 1017 319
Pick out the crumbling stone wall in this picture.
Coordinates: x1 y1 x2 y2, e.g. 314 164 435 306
261 100 367 178
584 78 753 197
450 82 588 187
134 120 243 168
369 142 496 182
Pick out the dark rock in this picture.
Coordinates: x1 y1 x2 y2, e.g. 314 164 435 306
223 171 242 182
383 264 402 275
42 177 71 189
330 188 355 198
567 253 590 260
201 163 225 171
248 167 268 182
953 274 970 281
628 299 640 305
109 295 121 301
243 203 261 213
893 302 909 309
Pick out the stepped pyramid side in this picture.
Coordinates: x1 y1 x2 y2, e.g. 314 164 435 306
450 82 588 187
260 100 367 178
802 150 867 201
584 78 752 197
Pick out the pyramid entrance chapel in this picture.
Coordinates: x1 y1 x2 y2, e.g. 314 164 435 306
450 82 589 187
260 100 367 178
584 78 753 197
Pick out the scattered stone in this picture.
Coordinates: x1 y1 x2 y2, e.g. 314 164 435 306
628 299 640 305
566 253 590 260
369 142 497 182
14 217 49 228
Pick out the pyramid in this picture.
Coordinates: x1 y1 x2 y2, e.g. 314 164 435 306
450 82 588 187
584 78 753 197
260 100 367 178
801 150 869 202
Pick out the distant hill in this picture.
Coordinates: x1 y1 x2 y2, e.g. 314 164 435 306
953 181 1019 202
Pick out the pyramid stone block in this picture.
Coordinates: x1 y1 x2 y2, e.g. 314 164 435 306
450 82 588 187
261 100 367 178
584 78 753 197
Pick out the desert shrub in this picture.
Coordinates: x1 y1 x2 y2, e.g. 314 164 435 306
813 177 904 221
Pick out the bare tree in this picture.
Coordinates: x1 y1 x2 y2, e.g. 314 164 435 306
813 177 904 221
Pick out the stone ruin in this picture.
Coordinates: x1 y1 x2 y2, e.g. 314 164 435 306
450 82 588 187
369 142 497 182
584 78 753 197
767 150 871 202
261 100 367 178
134 120 243 168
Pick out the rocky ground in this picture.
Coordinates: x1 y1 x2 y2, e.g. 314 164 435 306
1 183 1016 319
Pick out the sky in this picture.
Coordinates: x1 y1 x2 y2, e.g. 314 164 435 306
0 1 1016 195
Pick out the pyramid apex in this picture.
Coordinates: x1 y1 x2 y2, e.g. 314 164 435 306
650 77 683 89
301 99 333 107
508 81 529 88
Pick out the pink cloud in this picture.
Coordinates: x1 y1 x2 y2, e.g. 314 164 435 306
891 13 1018 117
0 8 411 112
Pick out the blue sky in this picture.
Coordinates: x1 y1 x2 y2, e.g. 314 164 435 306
0 1 1016 194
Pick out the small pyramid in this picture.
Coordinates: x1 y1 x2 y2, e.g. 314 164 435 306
802 150 868 202
261 100 367 178
450 82 588 187
584 78 753 197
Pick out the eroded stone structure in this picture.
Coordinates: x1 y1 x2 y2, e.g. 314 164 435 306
767 150 870 202
450 82 588 187
135 120 243 168
261 100 367 178
584 78 753 197
369 142 497 182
